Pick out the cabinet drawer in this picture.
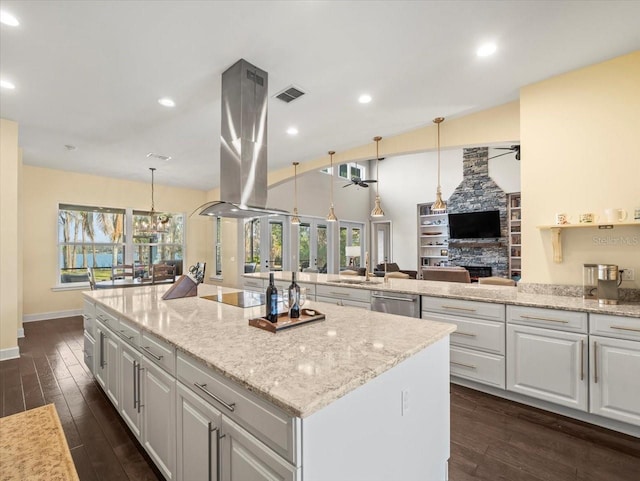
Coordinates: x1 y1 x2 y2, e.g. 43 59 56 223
422 312 505 355
140 331 175 375
316 295 370 309
83 299 96 337
450 346 505 389
96 305 118 329
316 284 371 303
508 305 587 333
177 352 297 464
422 296 505 322
116 317 140 347
590 314 640 341
83 331 95 374
243 278 264 292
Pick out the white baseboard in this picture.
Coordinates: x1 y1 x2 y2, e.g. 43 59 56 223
0 346 20 361
23 308 82 323
17 328 25 338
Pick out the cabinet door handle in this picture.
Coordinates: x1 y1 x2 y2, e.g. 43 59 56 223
99 331 105 368
442 305 476 312
611 325 640 333
137 364 143 413
194 382 236 412
451 360 477 370
520 314 569 324
580 339 584 381
140 345 163 361
119 330 134 341
594 341 598 384
452 331 477 338
133 360 137 410
217 430 225 481
208 423 218 481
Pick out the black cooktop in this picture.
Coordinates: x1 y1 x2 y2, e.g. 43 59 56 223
201 291 265 308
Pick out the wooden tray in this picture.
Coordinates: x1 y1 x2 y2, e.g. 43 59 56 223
249 308 325 333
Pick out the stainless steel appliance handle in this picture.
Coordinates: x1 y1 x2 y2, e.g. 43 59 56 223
194 382 236 412
140 345 163 361
371 294 416 302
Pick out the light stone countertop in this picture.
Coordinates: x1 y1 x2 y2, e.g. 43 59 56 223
83 284 456 418
247 272 640 318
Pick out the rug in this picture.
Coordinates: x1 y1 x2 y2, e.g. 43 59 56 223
0 404 79 481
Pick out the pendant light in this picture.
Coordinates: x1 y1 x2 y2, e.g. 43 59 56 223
291 162 301 225
138 167 169 236
370 136 385 217
431 117 447 213
326 151 338 222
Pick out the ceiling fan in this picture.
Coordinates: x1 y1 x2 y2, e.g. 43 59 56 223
488 145 520 161
343 176 377 188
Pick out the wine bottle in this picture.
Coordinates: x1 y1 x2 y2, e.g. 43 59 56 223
288 271 300 319
265 273 278 323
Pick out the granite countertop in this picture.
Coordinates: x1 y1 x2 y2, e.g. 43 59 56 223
247 272 640 318
84 284 456 418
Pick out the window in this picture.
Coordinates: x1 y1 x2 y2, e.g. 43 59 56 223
339 222 363 268
58 204 125 283
58 204 185 285
244 218 261 271
337 162 365 180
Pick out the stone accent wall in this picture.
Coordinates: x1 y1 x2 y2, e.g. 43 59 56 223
447 147 509 277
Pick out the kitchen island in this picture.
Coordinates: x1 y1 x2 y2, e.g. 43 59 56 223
82 284 456 481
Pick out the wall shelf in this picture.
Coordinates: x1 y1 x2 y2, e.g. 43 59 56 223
537 222 639 263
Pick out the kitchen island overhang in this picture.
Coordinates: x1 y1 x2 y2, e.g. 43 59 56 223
83 284 456 481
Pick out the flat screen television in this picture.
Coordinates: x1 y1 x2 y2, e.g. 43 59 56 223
448 210 501 239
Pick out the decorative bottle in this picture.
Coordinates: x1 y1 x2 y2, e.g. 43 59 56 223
288 272 301 319
265 273 278 322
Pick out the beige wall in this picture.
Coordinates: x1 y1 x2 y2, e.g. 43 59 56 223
0 119 22 356
22 166 211 317
521 50 640 288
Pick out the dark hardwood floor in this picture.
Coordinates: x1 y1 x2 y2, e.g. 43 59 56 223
2 316 639 480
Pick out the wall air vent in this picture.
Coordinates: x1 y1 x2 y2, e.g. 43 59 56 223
274 85 306 103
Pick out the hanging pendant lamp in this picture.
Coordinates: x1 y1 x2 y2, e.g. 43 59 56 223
326 151 338 222
291 162 301 225
370 136 385 217
138 167 169 236
431 117 447 213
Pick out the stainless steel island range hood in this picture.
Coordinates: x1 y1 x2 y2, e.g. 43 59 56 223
197 59 288 219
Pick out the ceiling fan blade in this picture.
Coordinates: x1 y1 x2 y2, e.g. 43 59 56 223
361 179 377 183
487 151 514 160
342 183 352 188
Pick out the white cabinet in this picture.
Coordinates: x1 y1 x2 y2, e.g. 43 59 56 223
507 323 588 411
315 284 370 309
176 382 222 481
142 356 176 480
120 342 143 440
417 202 449 270
83 331 95 375
221 416 299 481
589 313 640 427
423 296 506 388
95 321 119 407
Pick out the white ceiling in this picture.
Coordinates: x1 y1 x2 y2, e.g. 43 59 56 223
1 1 639 191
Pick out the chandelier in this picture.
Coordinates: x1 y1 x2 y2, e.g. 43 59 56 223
135 167 169 236
291 162 301 225
370 136 385 217
431 117 447 213
326 151 338 222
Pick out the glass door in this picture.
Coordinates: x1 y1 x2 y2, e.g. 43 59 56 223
339 222 364 269
297 217 332 273
262 216 289 272
371 221 392 267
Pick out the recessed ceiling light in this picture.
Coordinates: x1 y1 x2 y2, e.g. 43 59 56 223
0 10 19 27
0 79 16 90
158 97 176 107
477 42 497 57
359 94 372 104
286 127 299 136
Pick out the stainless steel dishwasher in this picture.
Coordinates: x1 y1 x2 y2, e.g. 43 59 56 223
370 291 421 318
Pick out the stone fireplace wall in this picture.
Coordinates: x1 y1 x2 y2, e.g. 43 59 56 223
447 147 509 277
